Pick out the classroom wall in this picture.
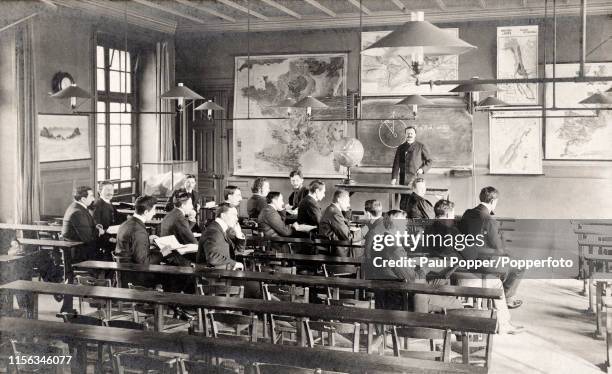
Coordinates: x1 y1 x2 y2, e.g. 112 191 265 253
175 14 612 219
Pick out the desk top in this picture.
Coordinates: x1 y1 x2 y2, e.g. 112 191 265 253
578 241 612 248
0 317 483 374
16 238 82 248
0 223 63 232
0 280 496 334
335 183 449 195
236 252 363 265
73 261 502 299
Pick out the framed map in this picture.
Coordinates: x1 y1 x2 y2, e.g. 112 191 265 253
360 29 458 96
490 112 542 174
497 26 538 105
544 62 612 160
233 53 348 177
357 98 472 168
39 114 90 162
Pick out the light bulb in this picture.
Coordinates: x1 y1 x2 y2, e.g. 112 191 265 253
306 107 312 117
412 104 418 117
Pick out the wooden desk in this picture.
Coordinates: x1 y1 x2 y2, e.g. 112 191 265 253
16 238 82 248
73 261 503 300
0 280 497 336
335 183 449 210
236 252 363 266
0 317 484 374
0 223 63 232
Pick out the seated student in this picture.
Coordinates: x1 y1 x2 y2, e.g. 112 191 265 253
319 189 360 256
61 186 105 313
165 174 200 212
297 180 326 227
223 185 242 208
423 199 464 258
363 199 383 233
92 181 118 261
197 203 245 270
258 192 315 252
404 177 434 219
287 170 308 211
247 177 270 219
160 191 198 245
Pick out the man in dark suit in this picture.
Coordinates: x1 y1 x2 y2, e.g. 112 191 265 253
319 189 360 256
60 186 104 313
363 199 383 233
197 203 245 270
165 174 200 212
258 192 315 252
160 191 198 245
391 126 433 212
458 186 524 310
297 180 326 227
92 181 117 261
287 170 309 210
404 177 434 219
247 177 270 219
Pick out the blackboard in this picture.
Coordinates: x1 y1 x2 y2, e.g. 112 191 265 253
357 98 473 168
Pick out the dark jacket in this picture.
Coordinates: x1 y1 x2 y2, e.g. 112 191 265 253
61 202 98 259
391 141 433 185
197 221 245 268
92 198 117 229
258 205 294 238
247 195 267 219
289 186 309 209
297 195 321 227
404 192 434 219
160 208 197 245
165 189 199 212
115 217 162 265
363 219 417 282
458 204 504 254
423 219 465 259
319 204 352 242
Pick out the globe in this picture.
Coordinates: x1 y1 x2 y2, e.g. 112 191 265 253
334 137 364 168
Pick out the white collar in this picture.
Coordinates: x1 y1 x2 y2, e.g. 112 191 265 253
76 201 88 210
215 217 228 232
178 207 186 215
133 214 147 223
101 197 112 204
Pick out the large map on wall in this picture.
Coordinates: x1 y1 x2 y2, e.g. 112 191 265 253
233 53 348 177
545 63 612 160
490 112 542 174
361 29 458 96
497 26 538 105
357 98 472 168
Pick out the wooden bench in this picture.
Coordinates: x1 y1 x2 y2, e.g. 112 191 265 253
0 280 497 347
0 223 63 233
16 238 82 248
236 252 364 267
0 317 486 374
73 261 503 300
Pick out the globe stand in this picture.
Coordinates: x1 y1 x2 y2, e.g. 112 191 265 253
342 166 356 185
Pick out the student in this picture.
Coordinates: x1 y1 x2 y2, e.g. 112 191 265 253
223 185 242 207
166 174 200 212
258 192 315 252
297 180 326 227
197 203 245 270
92 180 117 261
247 177 270 219
404 177 434 219
160 191 198 245
287 170 308 210
319 189 360 256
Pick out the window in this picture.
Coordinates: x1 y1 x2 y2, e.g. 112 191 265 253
96 43 137 196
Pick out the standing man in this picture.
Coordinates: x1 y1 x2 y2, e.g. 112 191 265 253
166 174 200 213
287 170 308 211
92 181 117 261
61 186 104 313
391 126 433 211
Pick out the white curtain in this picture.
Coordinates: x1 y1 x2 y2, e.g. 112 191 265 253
15 19 40 223
156 40 175 161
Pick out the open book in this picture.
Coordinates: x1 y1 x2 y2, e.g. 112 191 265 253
106 225 120 235
153 235 198 256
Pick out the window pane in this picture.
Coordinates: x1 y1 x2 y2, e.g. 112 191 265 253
121 167 131 181
121 146 131 166
120 104 131 124
97 169 106 181
97 125 106 146
109 102 120 124
110 70 120 92
110 125 120 145
110 49 120 70
109 167 120 180
96 147 106 168
96 68 105 91
96 46 105 68
121 126 131 145
96 101 105 124
110 146 120 167
120 182 131 189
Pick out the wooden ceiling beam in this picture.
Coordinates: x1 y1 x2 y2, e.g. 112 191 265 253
259 0 302 19
390 0 407 13
131 0 207 24
216 0 269 21
435 0 447 11
346 0 371 15
304 0 336 17
174 0 236 22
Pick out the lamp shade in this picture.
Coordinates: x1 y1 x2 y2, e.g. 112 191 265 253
273 98 297 108
50 84 91 99
450 78 498 93
478 96 509 107
194 101 225 111
605 86 612 93
579 93 612 105
293 96 328 108
395 95 434 106
362 20 476 57
161 83 203 100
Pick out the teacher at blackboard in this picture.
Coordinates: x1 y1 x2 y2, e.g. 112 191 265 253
390 126 433 211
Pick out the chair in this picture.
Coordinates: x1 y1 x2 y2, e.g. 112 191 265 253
74 274 112 319
127 283 192 332
113 352 181 374
180 359 239 373
390 327 452 361
208 311 258 343
320 264 359 302
57 313 105 373
253 363 346 374
194 284 244 334
327 299 378 353
262 283 309 345
446 309 496 368
9 340 66 374
305 320 360 353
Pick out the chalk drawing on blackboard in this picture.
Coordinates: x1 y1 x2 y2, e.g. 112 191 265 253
379 111 409 148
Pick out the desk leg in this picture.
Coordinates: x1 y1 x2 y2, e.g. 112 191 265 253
30 293 38 320
71 342 87 374
299 318 306 347
154 304 164 332
367 323 373 354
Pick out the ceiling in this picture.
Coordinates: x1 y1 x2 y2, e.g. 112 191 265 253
3 0 612 34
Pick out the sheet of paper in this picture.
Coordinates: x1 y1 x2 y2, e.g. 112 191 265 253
106 225 120 235
175 243 198 255
153 235 182 250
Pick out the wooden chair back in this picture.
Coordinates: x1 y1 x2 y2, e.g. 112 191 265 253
391 327 451 361
9 340 65 374
262 283 309 303
304 320 360 353
113 352 180 374
445 309 495 368
253 363 346 374
208 312 258 343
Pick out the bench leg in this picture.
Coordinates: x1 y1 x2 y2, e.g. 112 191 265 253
597 282 605 338
588 275 596 314
154 304 164 332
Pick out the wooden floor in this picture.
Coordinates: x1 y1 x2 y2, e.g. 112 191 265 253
29 278 606 374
